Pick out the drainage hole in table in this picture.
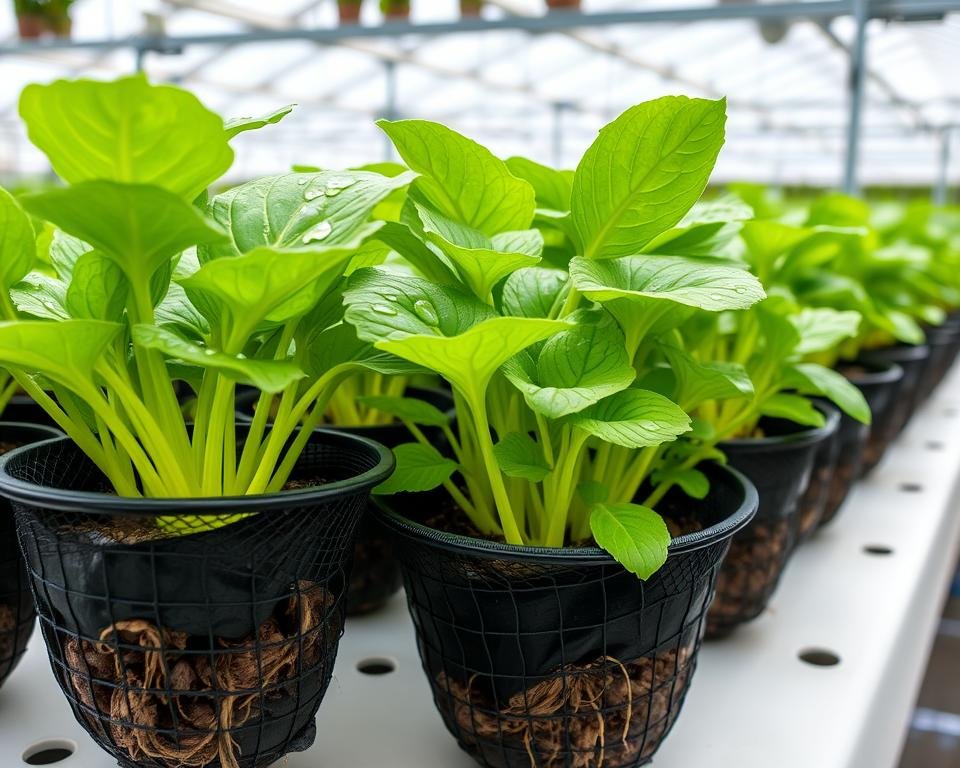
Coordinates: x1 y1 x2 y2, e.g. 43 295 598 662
926 440 946 451
943 408 959 418
357 657 397 676
798 649 841 667
22 740 76 765
899 482 924 493
863 545 894 556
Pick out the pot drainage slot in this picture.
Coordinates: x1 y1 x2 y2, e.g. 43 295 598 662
899 482 923 493
863 545 893 556
22 740 76 765
798 648 841 667
357 657 397 676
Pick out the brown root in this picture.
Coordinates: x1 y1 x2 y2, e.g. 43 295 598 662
64 583 335 768
438 648 692 768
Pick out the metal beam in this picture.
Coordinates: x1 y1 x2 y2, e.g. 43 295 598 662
2 1 959 56
843 0 869 195
934 127 952 204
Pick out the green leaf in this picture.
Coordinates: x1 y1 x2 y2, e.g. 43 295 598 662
21 182 228 286
155 282 210 339
571 96 726 259
786 363 872 424
577 480 609 506
505 156 573 212
19 75 233 200
48 230 90 281
570 255 765 311
493 432 551 481
504 312 636 418
203 170 415 259
569 389 691 447
10 272 69 320
132 325 304 393
0 188 35 291
740 220 813 277
373 442 457 495
414 203 542 298
370 221 458 284
589 502 670 579
790 308 861 355
66 252 128 321
501 267 568 318
660 344 753 409
0 320 120 386
357 395 451 426
657 468 710 499
758 393 825 427
378 119 536 235
224 105 294 139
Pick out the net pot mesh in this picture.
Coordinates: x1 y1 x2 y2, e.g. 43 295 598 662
235 387 454 617
817 362 903 530
0 428 393 768
0 423 63 689
861 344 929 473
379 463 757 768
709 413 833 638
795 404 840 541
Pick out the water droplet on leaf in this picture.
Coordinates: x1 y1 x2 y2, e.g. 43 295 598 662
372 304 398 316
413 299 439 326
302 220 333 243
304 187 325 201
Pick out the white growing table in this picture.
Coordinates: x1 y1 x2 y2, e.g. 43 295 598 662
8 364 960 768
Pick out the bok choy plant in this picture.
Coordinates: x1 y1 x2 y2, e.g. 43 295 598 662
342 96 767 578
0 75 415 500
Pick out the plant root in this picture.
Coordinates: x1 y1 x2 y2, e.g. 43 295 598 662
438 648 692 768
64 582 335 768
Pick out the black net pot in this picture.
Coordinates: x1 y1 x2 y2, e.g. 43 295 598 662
817 361 904 529
0 422 63 689
708 407 835 638
917 325 960 402
794 403 841 543
860 344 930 472
0 428 393 768
377 463 758 768
236 386 455 616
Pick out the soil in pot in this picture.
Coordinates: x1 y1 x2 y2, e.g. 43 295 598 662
2 428 392 768
0 422 62 690
817 361 903 529
860 344 929 474
708 408 833 637
378 463 757 767
795 403 841 541
236 386 454 616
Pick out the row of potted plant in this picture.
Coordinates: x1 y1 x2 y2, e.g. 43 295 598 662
12 0 73 39
0 74 956 768
336 0 582 25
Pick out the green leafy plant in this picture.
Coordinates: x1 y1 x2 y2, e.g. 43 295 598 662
0 75 417 503
342 96 769 579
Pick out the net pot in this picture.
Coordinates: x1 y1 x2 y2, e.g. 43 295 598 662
0 422 63 689
2 394 59 429
917 324 960 402
860 344 930 472
236 386 455 616
376 463 757 768
794 402 841 542
708 406 835 638
0 428 393 768
817 361 904 529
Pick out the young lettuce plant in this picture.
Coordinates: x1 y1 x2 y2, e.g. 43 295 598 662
343 96 766 579
0 75 415 503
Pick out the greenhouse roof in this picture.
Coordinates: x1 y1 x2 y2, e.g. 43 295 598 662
0 0 958 189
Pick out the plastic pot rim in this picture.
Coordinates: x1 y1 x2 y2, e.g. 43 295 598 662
374 461 758 565
861 343 931 364
0 421 64 443
0 428 395 516
843 359 905 387
718 399 839 452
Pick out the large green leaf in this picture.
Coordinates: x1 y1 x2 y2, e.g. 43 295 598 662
568 389 691 447
369 221 457 284
493 432 551 481
203 170 415 259
358 395 451 426
790 308 861 355
758 393 825 427
571 96 726 259
132 325 304 392
589 502 670 579
21 182 228 286
19 75 233 200
505 156 573 212
66 252 128 321
224 105 294 139
0 188 35 292
785 363 871 424
48 230 90 281
378 119 536 236
660 344 753 409
570 255 765 310
10 272 69 320
504 313 636 418
0 320 120 386
500 267 569 318
373 443 457 495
